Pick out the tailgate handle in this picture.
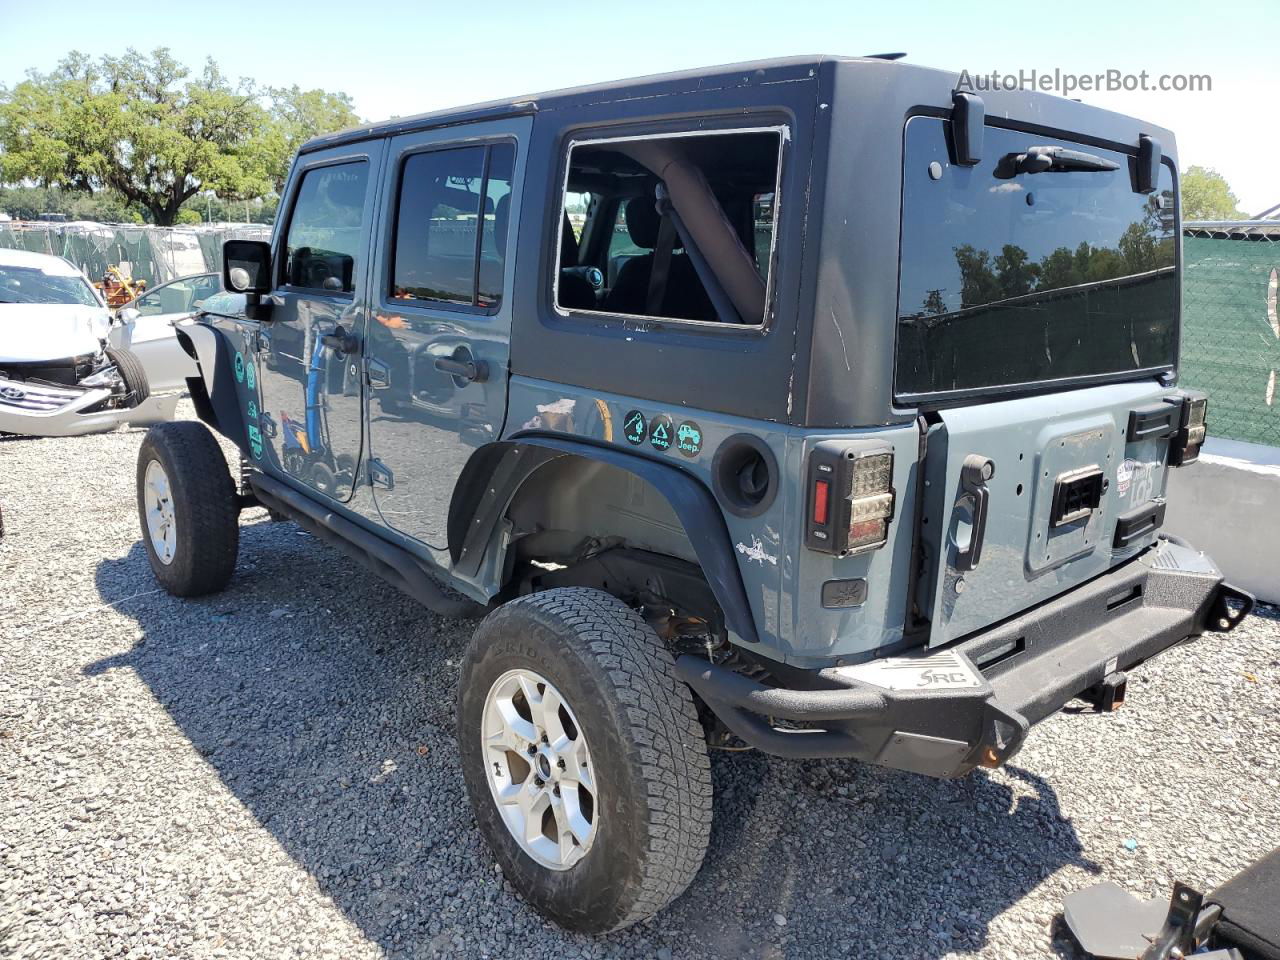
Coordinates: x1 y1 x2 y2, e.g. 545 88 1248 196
955 455 995 572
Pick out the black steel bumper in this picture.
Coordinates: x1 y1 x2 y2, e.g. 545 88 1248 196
676 539 1254 778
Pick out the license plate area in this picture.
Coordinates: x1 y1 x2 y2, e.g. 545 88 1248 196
1050 466 1105 527
1028 420 1114 573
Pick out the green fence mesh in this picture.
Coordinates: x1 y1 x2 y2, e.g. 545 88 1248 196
0 222 270 287
1181 224 1280 448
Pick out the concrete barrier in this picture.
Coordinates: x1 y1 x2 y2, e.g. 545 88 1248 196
1165 437 1280 604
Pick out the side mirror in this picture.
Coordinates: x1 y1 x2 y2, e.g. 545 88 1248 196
223 239 273 295
116 307 140 325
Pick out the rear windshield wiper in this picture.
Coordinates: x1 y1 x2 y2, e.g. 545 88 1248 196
995 145 1119 178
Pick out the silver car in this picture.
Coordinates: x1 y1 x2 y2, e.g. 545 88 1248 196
0 249 187 436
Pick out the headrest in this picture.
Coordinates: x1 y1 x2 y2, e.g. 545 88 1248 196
625 196 661 249
494 193 511 259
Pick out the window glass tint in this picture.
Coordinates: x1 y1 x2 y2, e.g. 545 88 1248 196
478 143 515 307
284 162 368 293
896 118 1177 398
558 130 782 325
393 142 514 308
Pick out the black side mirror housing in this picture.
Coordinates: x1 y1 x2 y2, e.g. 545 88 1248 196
222 240 273 295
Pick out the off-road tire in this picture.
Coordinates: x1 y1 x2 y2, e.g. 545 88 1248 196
136 421 238 596
106 346 150 407
457 587 712 933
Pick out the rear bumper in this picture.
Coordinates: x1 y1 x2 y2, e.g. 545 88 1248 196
677 539 1254 777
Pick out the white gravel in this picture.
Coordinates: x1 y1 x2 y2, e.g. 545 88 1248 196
2 408 1278 959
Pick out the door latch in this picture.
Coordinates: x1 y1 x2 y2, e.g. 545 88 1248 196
954 454 994 572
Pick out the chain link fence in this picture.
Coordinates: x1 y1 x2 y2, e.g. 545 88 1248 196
1181 221 1280 448
0 221 271 287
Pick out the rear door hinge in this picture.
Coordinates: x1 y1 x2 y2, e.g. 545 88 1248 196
367 458 394 491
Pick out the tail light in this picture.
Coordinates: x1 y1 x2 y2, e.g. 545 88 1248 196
805 441 896 556
1169 392 1208 466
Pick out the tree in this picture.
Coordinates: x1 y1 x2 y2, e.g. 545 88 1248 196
0 49 358 225
1181 166 1247 221
265 86 359 192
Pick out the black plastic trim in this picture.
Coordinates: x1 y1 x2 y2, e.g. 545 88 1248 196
175 323 248 457
451 435 762 646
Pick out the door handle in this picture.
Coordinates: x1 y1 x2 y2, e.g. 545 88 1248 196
955 454 995 572
321 324 359 354
434 354 488 383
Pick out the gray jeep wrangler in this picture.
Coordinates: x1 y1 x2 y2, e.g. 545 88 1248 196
135 55 1252 933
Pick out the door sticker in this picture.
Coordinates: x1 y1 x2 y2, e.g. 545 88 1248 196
247 399 258 421
1117 458 1135 495
245 360 256 390
234 352 245 383
675 421 703 457
623 410 647 445
247 424 263 459
649 415 673 452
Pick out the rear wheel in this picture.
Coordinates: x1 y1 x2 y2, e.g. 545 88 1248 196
457 587 712 933
105 346 150 407
136 421 239 596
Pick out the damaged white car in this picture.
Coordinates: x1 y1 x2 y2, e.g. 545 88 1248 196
0 249 182 437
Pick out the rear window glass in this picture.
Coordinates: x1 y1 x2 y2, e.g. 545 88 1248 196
895 118 1178 400
556 129 782 325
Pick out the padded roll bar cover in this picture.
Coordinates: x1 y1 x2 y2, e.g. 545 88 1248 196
175 323 248 456
615 141 767 324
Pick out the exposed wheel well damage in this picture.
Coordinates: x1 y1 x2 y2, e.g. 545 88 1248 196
448 436 759 647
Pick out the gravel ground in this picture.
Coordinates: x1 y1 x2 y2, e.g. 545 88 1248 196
2 408 1278 960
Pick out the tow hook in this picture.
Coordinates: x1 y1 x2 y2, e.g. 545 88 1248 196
1081 671 1128 713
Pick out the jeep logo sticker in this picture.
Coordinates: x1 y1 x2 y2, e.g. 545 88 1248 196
675 421 703 457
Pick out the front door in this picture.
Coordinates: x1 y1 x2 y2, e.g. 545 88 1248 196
256 141 385 502
363 119 530 559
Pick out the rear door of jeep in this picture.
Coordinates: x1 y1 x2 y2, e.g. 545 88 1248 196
896 117 1187 646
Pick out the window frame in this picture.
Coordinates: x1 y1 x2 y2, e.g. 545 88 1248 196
387 138 517 316
277 156 373 298
551 125 788 332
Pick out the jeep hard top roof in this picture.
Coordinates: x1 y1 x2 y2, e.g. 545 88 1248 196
300 56 917 154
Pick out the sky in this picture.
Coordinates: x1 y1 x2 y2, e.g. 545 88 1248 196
1 0 1275 215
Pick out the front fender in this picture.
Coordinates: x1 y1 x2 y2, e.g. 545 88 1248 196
449 435 760 646
176 322 248 457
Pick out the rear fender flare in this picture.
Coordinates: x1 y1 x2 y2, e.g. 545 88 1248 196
176 323 248 457
448 435 760 646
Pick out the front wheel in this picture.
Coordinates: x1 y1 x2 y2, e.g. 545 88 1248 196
457 587 713 933
136 421 239 596
105 346 150 407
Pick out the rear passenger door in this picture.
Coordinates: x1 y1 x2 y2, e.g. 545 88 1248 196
364 119 530 557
